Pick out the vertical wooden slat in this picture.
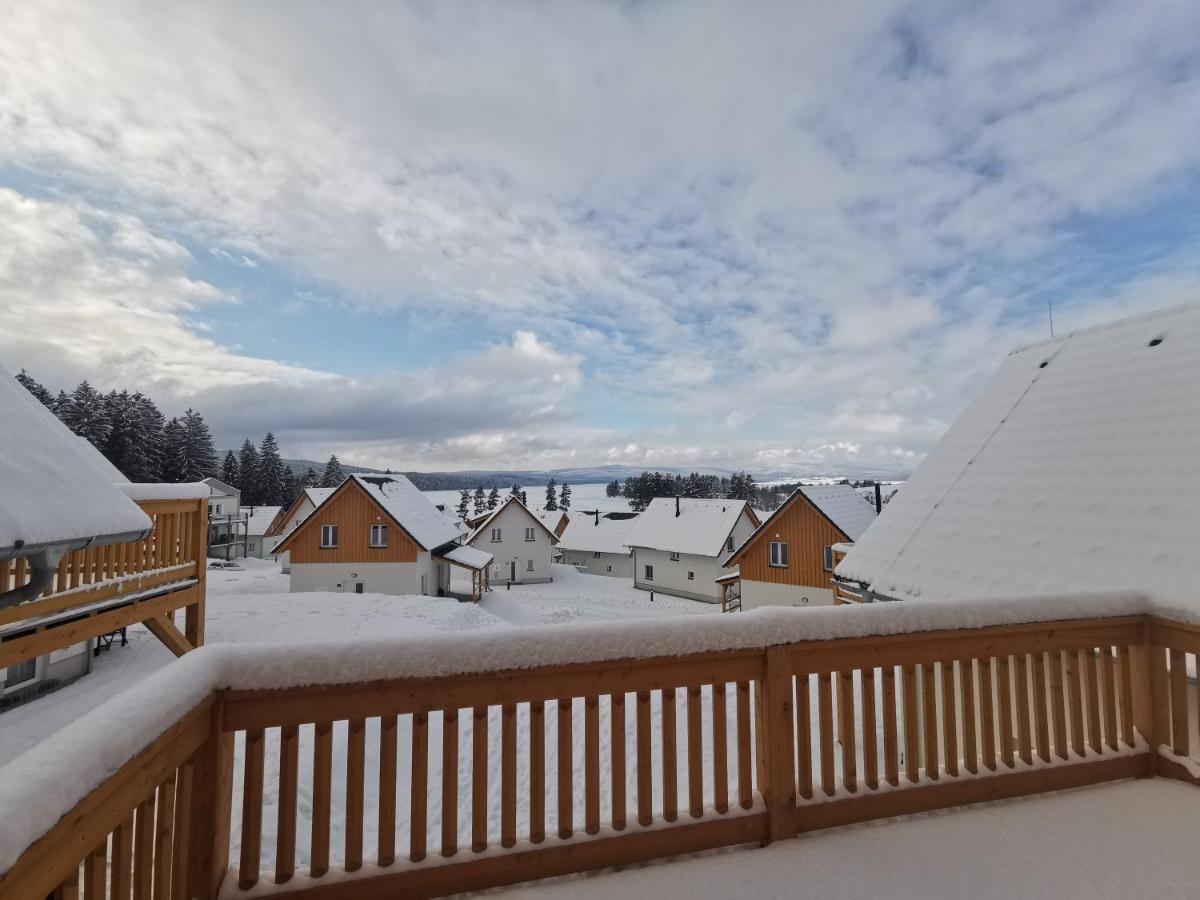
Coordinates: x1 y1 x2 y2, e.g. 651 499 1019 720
818 672 835 795
1150 646 1171 751
636 691 653 825
471 707 488 852
1033 652 1050 763
1065 650 1085 756
1101 645 1119 750
661 687 678 822
1169 649 1189 755
795 673 813 798
501 704 517 846
1050 652 1068 760
1118 645 1135 747
239 728 265 888
84 839 107 900
1014 654 1032 765
311 721 332 877
345 718 365 870
901 664 919 783
610 693 627 829
153 772 177 899
686 686 703 817
133 795 154 900
959 658 978 774
735 681 752 809
979 657 996 770
861 667 878 789
1084 649 1103 753
997 656 1014 767
839 670 858 791
410 712 428 862
111 815 133 899
585 695 601 833
557 698 574 838
171 763 194 900
882 666 899 785
712 683 729 812
441 709 459 857
378 715 397 867
276 724 299 882
531 700 546 840
941 661 958 777
921 663 939 779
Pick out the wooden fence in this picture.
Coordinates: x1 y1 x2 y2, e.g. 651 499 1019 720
5 612 1199 900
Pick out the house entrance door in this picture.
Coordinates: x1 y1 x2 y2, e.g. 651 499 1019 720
355 583 364 594
509 560 516 582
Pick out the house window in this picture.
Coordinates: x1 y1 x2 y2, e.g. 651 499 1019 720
525 527 535 542
491 528 502 543
726 536 735 552
687 571 694 581
526 559 534 572
606 565 612 573
420 573 427 594
320 525 338 548
215 503 223 515
593 551 600 559
5 658 37 690
644 564 654 581
769 541 789 568
370 524 388 548
669 551 680 561
823 545 834 572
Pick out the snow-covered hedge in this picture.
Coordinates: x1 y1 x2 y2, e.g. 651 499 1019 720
0 589 1191 874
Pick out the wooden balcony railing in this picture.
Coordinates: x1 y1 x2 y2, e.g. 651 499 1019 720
3 605 1199 900
0 496 208 670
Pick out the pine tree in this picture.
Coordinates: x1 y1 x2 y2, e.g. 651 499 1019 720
457 489 471 520
559 482 572 510
544 478 558 511
472 486 486 515
61 380 113 447
257 432 286 506
53 389 70 418
177 409 218 481
161 418 186 482
487 487 500 510
302 467 320 488
238 440 261 503
605 479 621 498
282 466 300 504
15 369 54 407
130 393 166 481
221 450 240 487
509 483 522 498
320 455 345 488
101 390 137 476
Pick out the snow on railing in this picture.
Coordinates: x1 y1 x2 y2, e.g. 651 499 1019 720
2 593 1198 899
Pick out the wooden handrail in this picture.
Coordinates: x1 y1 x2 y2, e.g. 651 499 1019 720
4 609 1199 900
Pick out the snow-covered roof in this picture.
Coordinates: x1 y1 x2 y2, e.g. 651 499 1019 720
557 512 639 555
118 483 211 502
837 301 1200 606
0 366 152 552
624 497 755 557
351 474 464 551
466 495 560 545
795 484 877 541
245 505 283 536
304 487 335 506
437 544 494 570
203 477 239 497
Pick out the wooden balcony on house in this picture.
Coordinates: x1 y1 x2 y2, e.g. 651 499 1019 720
0 496 209 671
2 598 1199 899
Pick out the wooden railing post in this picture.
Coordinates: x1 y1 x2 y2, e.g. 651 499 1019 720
754 645 797 843
186 498 209 647
186 697 232 899
1128 623 1160 776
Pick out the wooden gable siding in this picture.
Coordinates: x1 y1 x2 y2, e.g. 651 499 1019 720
287 481 420 565
738 494 846 588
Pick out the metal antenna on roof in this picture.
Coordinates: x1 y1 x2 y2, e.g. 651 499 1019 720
1048 299 1055 338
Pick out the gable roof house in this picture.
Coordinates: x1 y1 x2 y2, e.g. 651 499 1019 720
624 497 759 602
263 487 336 571
272 474 493 599
724 485 877 611
243 505 283 559
465 495 560 585
556 511 640 578
835 301 1200 606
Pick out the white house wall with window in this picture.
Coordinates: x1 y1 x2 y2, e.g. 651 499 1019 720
625 497 759 602
465 495 558 584
556 512 638 578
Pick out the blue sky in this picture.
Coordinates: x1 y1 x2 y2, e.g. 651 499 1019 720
2 1 1199 476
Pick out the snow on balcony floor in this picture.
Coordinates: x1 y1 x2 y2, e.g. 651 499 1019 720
505 780 1200 898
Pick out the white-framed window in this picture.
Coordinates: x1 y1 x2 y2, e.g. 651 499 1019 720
370 524 388 548
823 545 834 572
593 551 601 559
525 527 535 542
769 541 789 568
669 551 680 562
526 559 534 572
491 527 502 543
215 503 223 515
644 564 654 581
687 571 694 581
320 524 338 548
726 535 735 552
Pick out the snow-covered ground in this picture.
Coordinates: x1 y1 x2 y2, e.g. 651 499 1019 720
423 482 633 515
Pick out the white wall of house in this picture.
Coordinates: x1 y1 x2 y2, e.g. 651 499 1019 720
631 507 757 602
561 549 633 578
475 502 555 584
740 580 835 610
277 498 318 572
290 554 450 596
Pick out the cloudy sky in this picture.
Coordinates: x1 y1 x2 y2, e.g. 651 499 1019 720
2 1 1199 476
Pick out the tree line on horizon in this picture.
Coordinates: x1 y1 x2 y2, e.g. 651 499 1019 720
453 479 574 521
606 470 782 512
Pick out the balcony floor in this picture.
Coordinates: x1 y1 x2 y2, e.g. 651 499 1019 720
505 779 1200 898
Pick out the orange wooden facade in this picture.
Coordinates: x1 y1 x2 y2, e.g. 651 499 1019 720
730 492 847 588
282 481 420 565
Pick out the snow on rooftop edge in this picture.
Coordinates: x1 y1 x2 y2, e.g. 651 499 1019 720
1 587 1190 874
118 482 211 502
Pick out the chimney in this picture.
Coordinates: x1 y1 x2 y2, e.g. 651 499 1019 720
874 482 882 514
594 511 600 527
675 495 680 517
